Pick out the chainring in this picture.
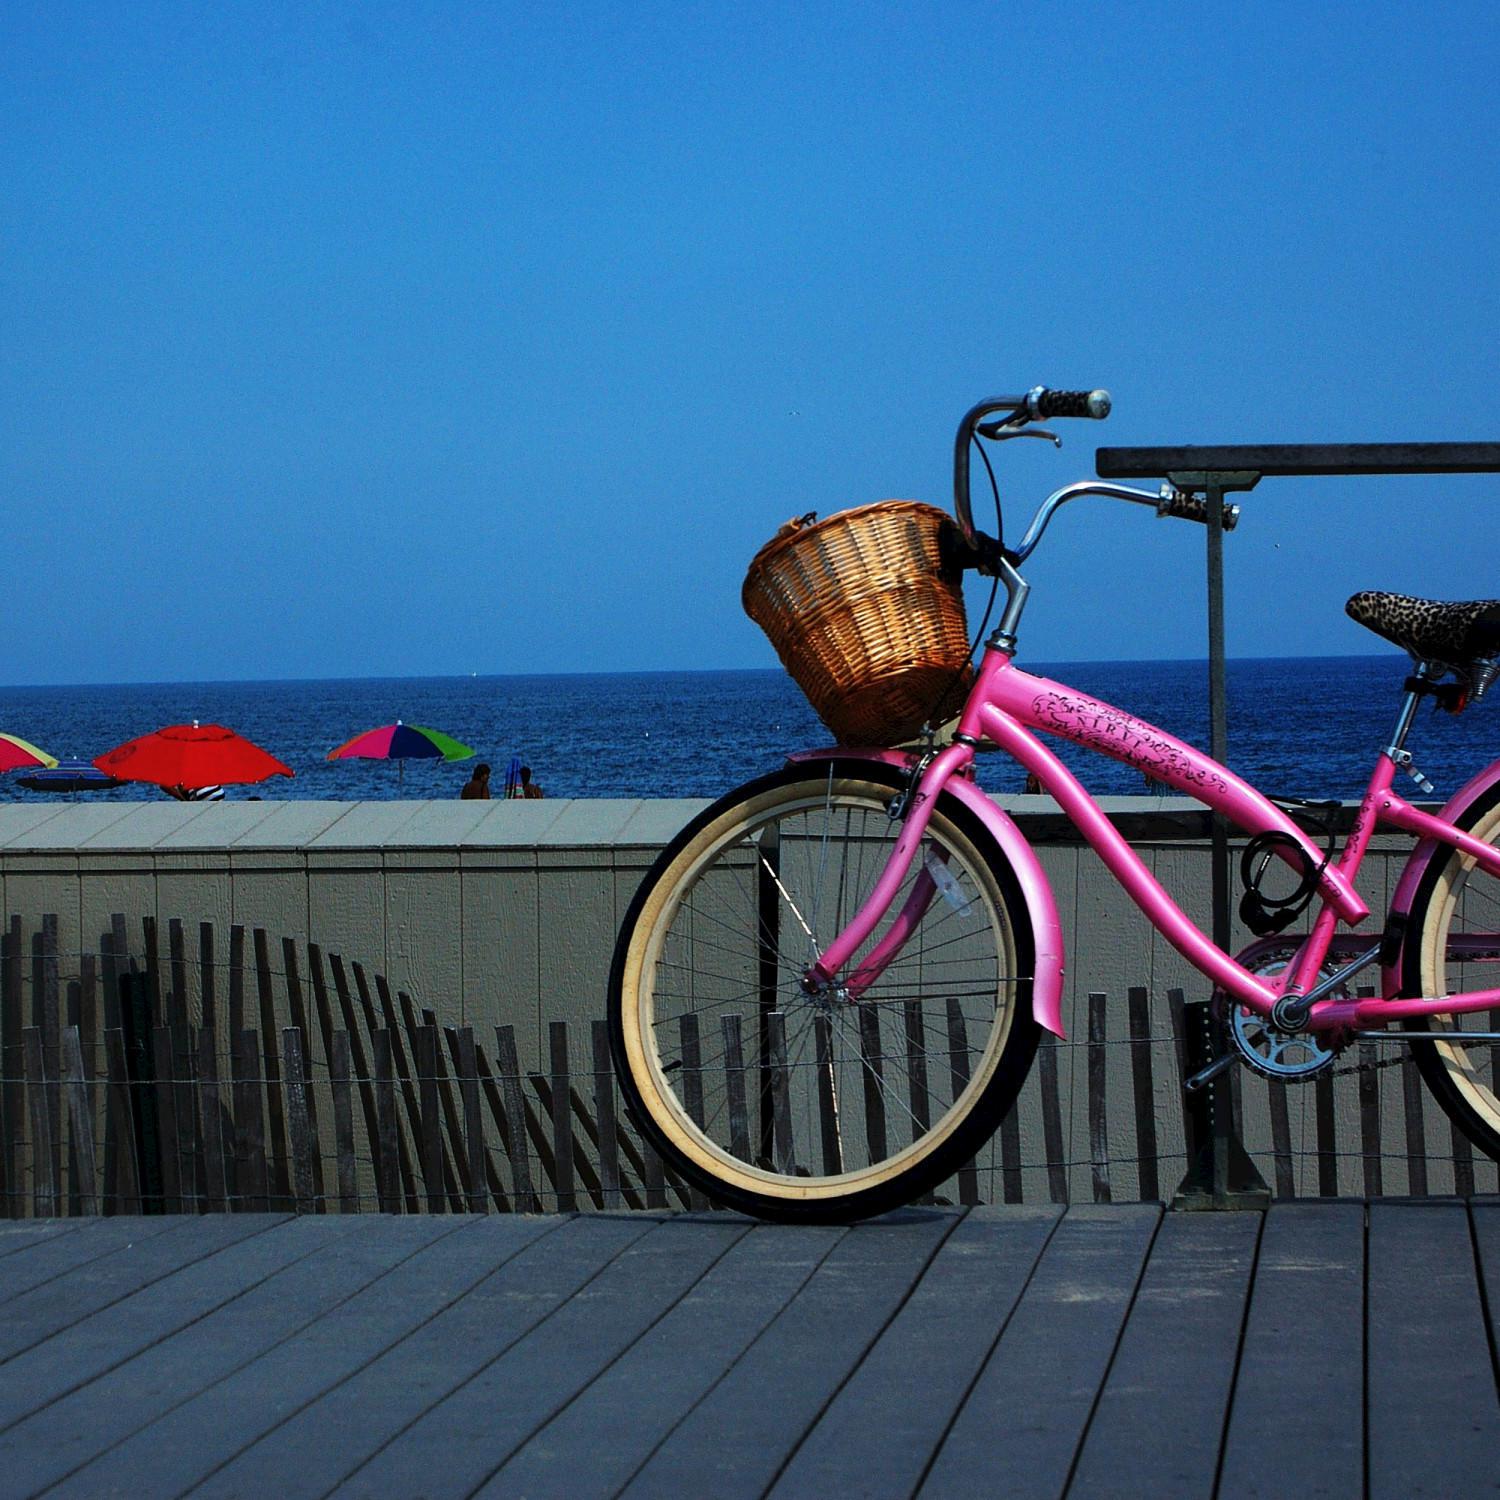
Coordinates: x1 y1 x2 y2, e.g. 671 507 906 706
1215 941 1346 1082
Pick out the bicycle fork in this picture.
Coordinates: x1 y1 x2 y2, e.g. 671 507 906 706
802 743 974 999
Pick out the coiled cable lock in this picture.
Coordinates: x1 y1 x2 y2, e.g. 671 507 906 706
1239 804 1337 937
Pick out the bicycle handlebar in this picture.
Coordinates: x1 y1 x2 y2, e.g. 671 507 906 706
1031 387 1111 420
952 386 1112 567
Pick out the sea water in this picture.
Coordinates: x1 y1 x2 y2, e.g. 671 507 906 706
0 656 1495 804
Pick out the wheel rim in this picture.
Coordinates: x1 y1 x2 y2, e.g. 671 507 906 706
1418 798 1500 1139
617 773 1024 1204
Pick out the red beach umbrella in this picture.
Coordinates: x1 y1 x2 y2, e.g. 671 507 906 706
0 733 58 773
94 722 294 792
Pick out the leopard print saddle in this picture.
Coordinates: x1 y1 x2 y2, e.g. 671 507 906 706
1346 591 1500 666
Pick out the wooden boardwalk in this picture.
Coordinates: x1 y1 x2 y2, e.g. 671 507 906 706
0 1202 1497 1497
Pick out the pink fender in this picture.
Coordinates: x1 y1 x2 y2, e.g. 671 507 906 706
1382 755 1500 995
788 746 1068 1037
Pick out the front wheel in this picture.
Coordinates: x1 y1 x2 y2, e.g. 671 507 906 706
1403 774 1500 1162
608 760 1040 1223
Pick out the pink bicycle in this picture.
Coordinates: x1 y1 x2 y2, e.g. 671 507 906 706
608 388 1500 1222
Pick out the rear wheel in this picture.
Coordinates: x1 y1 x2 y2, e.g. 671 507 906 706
608 760 1040 1222
1403 774 1500 1160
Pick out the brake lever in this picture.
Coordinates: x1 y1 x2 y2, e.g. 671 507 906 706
974 422 1062 447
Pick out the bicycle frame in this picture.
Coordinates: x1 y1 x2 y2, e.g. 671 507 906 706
801 646 1500 1037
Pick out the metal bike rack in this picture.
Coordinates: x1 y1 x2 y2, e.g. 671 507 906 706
1096 441 1500 1207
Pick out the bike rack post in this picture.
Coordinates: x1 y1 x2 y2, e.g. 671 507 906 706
1173 998 1269 1210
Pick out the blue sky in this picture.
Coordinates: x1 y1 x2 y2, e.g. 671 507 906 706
4 2 1497 685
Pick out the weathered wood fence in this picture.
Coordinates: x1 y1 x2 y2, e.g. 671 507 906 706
0 912 1491 1217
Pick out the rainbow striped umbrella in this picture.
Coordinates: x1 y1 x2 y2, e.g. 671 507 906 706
0 733 58 774
327 722 474 782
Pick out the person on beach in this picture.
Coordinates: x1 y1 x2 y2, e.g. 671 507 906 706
518 766 544 799
164 783 225 801
460 763 491 800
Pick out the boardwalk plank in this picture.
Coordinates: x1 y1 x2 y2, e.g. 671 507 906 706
0 1217 180 1304
0 1215 294 1429
1218 1201 1364 1499
175 1215 641 1499
494 1224 847 1499
919 1204 1161 1500
47 1218 544 1498
0 1217 379 1492
0 1216 281 1369
621 1210 962 1500
770 1206 1062 1499
1069 1212 1260 1497
332 1218 748 1500
96 1218 606 1498
1366 1202 1500 1500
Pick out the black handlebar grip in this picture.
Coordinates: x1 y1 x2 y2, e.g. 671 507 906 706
1157 492 1242 531
1032 388 1111 420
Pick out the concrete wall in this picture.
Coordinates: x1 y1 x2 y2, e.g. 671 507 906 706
0 794 1489 1202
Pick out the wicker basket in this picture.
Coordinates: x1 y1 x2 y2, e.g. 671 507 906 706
742 500 973 745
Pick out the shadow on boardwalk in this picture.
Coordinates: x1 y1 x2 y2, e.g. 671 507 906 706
0 1200 1497 1497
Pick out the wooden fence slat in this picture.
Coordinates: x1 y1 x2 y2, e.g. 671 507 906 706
3 916 25 1217
494 1025 538 1213
457 1027 486 1214
527 1073 609 1211
231 1027 270 1213
446 1032 513 1212
1401 1056 1429 1197
24 1028 55 1218
592 1020 622 1208
330 1030 358 1214
169 918 188 1026
1268 1080 1296 1200
379 979 445 1211
903 999 931 1141
1315 1070 1338 1197
199 921 216 1035
1126 986 1160 1203
1088 992 1112 1204
1038 1031 1068 1205
1000 1103 1023 1204
765 1010 795 1176
283 1028 317 1213
676 1015 707 1211
198 1027 228 1213
151 1025 182 1214
1451 1118 1475 1198
416 1024 444 1213
120 974 162 1215
349 960 418 1211
419 1003 472 1210
252 929 291 1210
142 914 162 1030
374 1029 399 1213
857 1003 888 1167
328 954 383 1192
641 1136 668 1210
228 924 246 1038
76 956 98 1220
62 1026 97 1217
1359 1042 1384 1198
39 916 62 1210
721 1015 752 1166
173 1020 203 1213
813 1014 843 1176
101 914 124 1030
104 1028 141 1215
282 939 326 1206
549 1022 577 1212
945 997 981 1206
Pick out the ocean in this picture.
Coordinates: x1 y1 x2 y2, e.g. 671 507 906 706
1 656 1496 805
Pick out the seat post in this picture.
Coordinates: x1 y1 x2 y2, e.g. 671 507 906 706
1385 663 1435 761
